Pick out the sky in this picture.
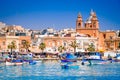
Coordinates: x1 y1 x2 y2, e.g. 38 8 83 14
0 0 120 31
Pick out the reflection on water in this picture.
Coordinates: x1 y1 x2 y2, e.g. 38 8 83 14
0 60 120 80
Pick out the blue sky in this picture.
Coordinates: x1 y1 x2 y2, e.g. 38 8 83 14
0 0 120 31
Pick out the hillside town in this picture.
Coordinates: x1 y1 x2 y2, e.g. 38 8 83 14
0 10 120 56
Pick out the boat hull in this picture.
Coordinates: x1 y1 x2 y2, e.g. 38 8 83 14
6 62 15 66
81 59 109 65
5 62 23 66
61 64 79 69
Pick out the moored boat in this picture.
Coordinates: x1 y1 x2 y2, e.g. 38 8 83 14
60 53 79 69
5 59 23 66
12 59 23 65
81 52 108 65
5 61 15 66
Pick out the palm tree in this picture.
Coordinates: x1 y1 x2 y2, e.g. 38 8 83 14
22 40 30 52
39 42 46 53
58 46 65 53
118 43 120 49
87 43 95 52
70 40 78 53
8 41 16 54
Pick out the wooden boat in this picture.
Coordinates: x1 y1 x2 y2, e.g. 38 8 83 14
60 53 79 69
5 59 23 66
29 60 37 65
61 64 79 69
5 61 15 66
81 52 109 65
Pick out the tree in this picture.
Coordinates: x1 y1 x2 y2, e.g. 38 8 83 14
118 42 120 49
70 40 78 53
39 42 46 53
22 40 30 52
58 46 65 53
87 43 95 52
8 41 16 54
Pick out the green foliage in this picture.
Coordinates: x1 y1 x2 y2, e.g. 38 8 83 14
118 42 120 49
58 46 65 53
70 40 78 53
8 41 16 52
87 43 95 52
22 40 30 51
39 43 46 53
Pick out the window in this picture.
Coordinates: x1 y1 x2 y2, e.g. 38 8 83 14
90 25 92 28
78 23 81 27
103 34 106 39
118 32 120 37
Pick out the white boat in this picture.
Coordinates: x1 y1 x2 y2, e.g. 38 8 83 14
15 62 23 65
5 61 23 66
5 61 15 66
81 52 108 65
116 53 120 60
5 59 23 66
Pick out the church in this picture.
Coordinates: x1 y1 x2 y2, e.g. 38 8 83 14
76 10 118 52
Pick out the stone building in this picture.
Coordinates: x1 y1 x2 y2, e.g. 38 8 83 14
76 10 118 51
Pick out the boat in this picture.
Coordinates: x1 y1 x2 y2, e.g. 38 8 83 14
60 53 79 69
29 60 37 65
81 52 108 65
61 62 79 69
5 61 15 66
21 54 37 65
5 59 23 66
116 53 120 60
112 53 120 62
12 59 23 65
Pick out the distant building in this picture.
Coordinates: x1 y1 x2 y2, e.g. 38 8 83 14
0 22 6 29
0 10 119 53
76 10 119 51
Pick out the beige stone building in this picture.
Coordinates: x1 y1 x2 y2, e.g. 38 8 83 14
76 10 119 52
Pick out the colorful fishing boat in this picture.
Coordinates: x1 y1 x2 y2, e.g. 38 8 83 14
60 53 79 69
81 52 108 65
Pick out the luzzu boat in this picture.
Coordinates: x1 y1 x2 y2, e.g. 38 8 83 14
5 59 23 66
12 59 23 65
112 53 120 62
61 62 79 69
60 53 79 69
81 52 108 65
29 60 37 65
22 54 37 65
5 61 15 66
116 53 120 60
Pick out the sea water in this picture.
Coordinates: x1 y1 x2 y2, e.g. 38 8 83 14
0 60 120 80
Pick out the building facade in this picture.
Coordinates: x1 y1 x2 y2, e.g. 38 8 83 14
76 10 119 52
0 10 119 53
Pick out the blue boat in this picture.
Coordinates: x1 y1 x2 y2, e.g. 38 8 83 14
21 54 37 65
29 60 37 65
81 52 108 65
60 53 79 69
61 53 77 62
111 53 120 62
116 53 120 60
61 64 79 69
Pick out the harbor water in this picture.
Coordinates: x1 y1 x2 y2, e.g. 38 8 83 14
0 60 120 80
